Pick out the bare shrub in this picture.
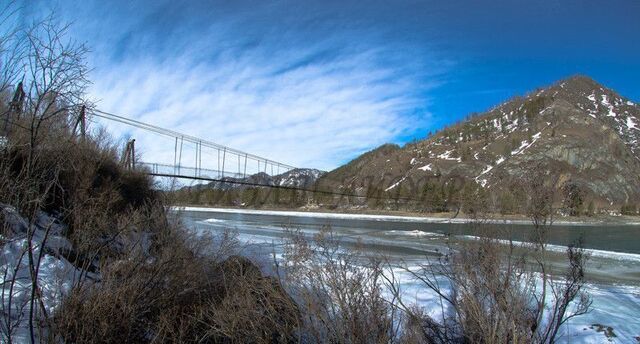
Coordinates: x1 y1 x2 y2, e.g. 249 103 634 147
386 235 590 343
195 255 301 343
53 222 219 343
278 227 396 343
53 218 300 344
384 166 591 344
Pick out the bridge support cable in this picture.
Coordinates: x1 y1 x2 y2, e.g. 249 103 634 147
243 154 248 178
178 136 184 175
194 140 202 178
173 137 178 171
221 148 226 178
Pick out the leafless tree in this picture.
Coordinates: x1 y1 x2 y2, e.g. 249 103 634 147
0 1 25 96
0 10 91 343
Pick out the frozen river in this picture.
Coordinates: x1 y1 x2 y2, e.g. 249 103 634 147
177 207 640 343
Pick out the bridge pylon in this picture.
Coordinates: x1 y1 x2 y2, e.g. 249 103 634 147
121 139 136 170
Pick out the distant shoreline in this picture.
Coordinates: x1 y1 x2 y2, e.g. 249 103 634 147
171 204 640 226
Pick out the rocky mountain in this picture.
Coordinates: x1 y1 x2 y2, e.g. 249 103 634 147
193 168 326 191
317 75 640 211
275 168 326 188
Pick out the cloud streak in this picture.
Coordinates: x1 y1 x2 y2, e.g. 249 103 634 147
48 0 446 171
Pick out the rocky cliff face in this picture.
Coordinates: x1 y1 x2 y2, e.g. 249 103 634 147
317 76 640 209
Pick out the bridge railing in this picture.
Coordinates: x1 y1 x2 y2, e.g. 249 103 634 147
138 162 246 180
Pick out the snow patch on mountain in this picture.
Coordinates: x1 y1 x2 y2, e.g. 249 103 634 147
511 132 541 156
276 168 325 187
418 163 432 171
385 176 407 191
437 150 461 162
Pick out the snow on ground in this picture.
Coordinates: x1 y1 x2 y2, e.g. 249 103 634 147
512 132 542 156
437 150 461 162
478 164 493 176
385 176 407 191
474 159 501 187
626 116 638 130
1 205 84 343
418 163 432 171
601 95 618 117
505 118 520 133
389 265 640 344
512 140 530 155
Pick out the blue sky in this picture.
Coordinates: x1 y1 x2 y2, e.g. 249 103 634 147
16 0 640 170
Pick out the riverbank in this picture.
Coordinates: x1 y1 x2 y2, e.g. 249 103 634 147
171 204 640 226
179 207 640 343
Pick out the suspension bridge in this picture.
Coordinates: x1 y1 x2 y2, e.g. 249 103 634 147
89 109 297 183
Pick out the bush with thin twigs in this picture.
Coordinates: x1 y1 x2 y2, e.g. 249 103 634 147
278 227 397 344
382 166 591 344
53 223 300 344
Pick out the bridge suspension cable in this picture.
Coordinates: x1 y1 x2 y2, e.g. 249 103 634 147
91 109 295 170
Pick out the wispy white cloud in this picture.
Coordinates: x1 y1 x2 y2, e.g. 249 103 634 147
30 0 449 171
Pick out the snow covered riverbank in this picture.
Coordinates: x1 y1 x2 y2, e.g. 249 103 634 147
180 208 640 343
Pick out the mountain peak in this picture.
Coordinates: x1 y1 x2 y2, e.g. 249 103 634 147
552 74 609 97
560 74 599 87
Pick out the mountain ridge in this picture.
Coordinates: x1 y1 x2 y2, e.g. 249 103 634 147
317 75 640 213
